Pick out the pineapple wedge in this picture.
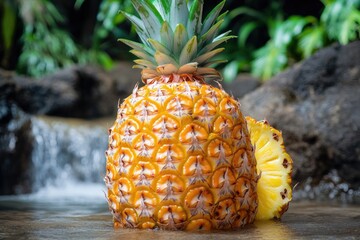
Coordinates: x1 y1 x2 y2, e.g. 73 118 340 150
246 117 293 220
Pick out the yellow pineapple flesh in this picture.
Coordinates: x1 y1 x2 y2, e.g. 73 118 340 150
246 117 293 220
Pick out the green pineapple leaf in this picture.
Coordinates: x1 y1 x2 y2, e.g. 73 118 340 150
173 23 188 56
169 0 188 29
188 0 203 36
194 48 224 64
130 49 154 62
118 39 154 55
131 0 163 40
120 0 232 71
201 0 226 35
179 36 198 65
148 38 172 55
152 0 170 20
121 12 148 41
160 21 174 51
200 34 235 55
134 59 157 69
155 51 179 66
200 19 225 45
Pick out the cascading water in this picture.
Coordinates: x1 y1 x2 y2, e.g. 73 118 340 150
29 116 111 199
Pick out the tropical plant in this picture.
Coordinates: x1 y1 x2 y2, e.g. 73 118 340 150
224 0 360 81
1 0 17 69
76 0 135 70
251 16 312 80
0 0 135 77
15 0 82 77
321 0 360 44
220 1 284 82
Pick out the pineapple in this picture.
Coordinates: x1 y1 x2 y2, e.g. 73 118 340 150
105 0 292 230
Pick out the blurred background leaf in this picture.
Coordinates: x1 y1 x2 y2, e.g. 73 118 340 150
0 0 135 77
2 1 16 53
0 0 359 79
222 0 360 81
321 0 360 44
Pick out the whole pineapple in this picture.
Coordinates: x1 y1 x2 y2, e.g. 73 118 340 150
105 0 292 230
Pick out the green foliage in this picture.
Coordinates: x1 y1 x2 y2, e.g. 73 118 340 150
224 0 360 81
17 0 81 77
95 0 134 46
251 16 312 80
221 1 284 81
2 1 16 55
2 0 360 79
298 24 326 58
1 0 134 77
321 0 360 44
76 0 135 72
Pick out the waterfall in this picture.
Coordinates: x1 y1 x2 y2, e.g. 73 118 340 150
30 116 111 196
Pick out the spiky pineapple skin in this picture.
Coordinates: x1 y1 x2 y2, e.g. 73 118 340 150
105 81 258 230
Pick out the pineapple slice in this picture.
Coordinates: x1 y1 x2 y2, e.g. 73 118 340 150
246 117 293 220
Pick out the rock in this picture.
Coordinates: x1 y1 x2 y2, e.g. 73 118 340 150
222 74 261 98
0 78 33 195
40 65 118 118
240 41 360 194
208 74 261 99
108 61 142 100
16 75 76 115
0 64 132 119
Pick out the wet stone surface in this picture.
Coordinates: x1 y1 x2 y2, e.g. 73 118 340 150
0 196 359 240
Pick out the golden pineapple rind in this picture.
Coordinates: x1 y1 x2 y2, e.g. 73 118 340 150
106 82 259 230
245 117 293 221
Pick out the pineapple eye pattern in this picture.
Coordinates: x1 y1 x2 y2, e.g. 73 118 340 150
106 82 261 230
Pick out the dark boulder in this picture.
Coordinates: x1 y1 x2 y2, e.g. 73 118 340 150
0 63 141 119
0 77 33 195
28 65 118 118
240 41 360 197
222 74 261 98
108 61 143 99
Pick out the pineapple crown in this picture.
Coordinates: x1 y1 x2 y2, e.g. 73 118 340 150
120 0 234 83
